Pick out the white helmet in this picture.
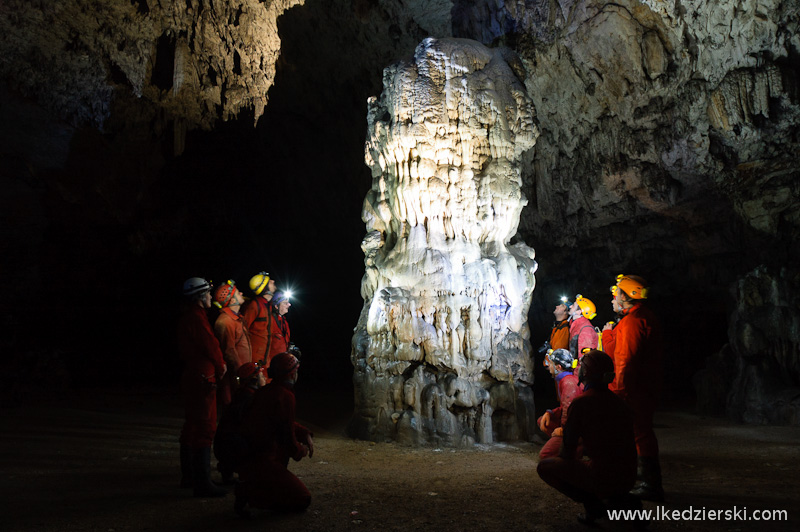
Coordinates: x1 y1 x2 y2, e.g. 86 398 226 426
183 277 211 297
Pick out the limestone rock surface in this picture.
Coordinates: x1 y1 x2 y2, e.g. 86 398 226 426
351 38 539 445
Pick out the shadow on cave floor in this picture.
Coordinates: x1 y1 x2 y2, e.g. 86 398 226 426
1 386 798 532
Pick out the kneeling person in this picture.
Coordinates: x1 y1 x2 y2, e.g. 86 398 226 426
536 350 641 526
538 349 581 459
235 353 314 516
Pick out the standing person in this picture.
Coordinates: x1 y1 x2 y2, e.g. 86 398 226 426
242 272 277 366
609 274 664 501
568 294 598 370
213 280 252 410
537 348 581 460
265 291 292 381
550 296 572 351
600 290 624 356
235 352 314 517
536 350 641 527
177 277 228 498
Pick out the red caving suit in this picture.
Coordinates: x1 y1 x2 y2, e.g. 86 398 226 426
241 296 273 367
609 302 664 458
178 303 227 449
214 308 253 408
538 370 582 460
537 385 637 500
265 313 290 382
238 380 313 512
569 316 598 374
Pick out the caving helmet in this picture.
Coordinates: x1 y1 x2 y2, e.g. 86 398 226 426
610 274 649 299
213 280 238 309
575 294 597 320
183 277 212 298
578 350 615 385
237 362 263 381
547 348 577 371
249 272 271 295
267 352 299 380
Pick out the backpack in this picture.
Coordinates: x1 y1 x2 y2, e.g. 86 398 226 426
569 324 599 358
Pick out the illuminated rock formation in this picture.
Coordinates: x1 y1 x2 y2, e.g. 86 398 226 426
350 38 540 445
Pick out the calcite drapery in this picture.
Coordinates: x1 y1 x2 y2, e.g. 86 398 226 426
350 38 539 446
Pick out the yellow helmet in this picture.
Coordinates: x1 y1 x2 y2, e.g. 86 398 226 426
574 294 597 320
611 274 649 299
249 272 271 295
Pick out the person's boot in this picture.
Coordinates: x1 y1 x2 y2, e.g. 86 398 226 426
192 447 227 498
179 444 193 488
576 494 606 526
630 456 664 502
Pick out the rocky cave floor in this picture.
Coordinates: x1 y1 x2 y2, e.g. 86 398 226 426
2 386 798 532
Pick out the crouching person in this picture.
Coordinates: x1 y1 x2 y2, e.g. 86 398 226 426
235 352 314 517
214 363 267 483
538 349 581 460
536 350 644 528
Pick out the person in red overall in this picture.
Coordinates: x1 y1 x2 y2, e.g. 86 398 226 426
235 352 314 517
568 294 598 372
609 274 664 501
213 280 253 410
214 362 267 483
177 277 228 498
242 272 276 366
537 348 581 460
265 291 292 381
537 350 642 527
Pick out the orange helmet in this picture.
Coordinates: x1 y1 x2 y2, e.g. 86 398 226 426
213 280 238 308
574 294 597 320
611 274 649 299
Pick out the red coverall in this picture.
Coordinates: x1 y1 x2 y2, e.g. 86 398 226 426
600 325 616 357
238 381 312 512
265 314 290 382
569 316 598 373
537 386 637 500
609 302 663 458
214 308 253 408
538 371 582 459
549 319 570 350
241 297 273 366
178 303 227 449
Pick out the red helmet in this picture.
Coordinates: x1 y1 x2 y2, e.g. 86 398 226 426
267 352 299 379
213 280 238 308
236 362 262 381
578 350 615 384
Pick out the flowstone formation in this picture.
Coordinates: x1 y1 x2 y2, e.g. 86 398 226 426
350 38 540 446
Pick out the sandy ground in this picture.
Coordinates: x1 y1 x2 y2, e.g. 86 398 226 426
2 386 798 532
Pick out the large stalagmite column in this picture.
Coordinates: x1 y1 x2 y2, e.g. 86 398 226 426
350 38 539 446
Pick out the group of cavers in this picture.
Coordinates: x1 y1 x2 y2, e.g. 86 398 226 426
175 271 662 524
536 274 664 528
177 272 312 518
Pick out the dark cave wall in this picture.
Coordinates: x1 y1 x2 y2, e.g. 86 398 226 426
1 1 799 422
